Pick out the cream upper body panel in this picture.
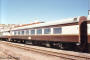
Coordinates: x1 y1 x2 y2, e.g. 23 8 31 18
12 17 80 31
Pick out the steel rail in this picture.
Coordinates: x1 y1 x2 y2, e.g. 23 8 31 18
1 41 90 60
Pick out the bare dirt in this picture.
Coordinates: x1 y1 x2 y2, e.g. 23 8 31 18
0 43 62 60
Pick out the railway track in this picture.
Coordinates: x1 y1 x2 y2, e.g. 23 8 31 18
0 41 90 60
0 51 19 60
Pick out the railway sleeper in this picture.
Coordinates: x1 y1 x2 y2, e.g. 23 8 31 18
2 38 89 52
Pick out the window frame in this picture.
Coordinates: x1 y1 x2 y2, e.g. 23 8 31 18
26 30 29 35
14 31 17 35
44 28 51 34
37 28 42 35
53 27 62 34
18 31 20 35
31 29 35 35
21 30 25 35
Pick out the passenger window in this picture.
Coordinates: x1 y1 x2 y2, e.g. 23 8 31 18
21 31 24 35
31 30 35 35
37 29 42 34
18 31 20 35
26 30 29 35
14 31 17 35
44 28 51 34
53 28 62 34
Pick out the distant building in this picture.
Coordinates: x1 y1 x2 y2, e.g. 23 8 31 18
0 21 44 36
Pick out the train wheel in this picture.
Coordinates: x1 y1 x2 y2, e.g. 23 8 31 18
46 43 51 47
58 43 64 49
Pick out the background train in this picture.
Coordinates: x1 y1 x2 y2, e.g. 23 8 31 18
0 15 90 53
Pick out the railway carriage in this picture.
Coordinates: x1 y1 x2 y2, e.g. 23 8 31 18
0 16 90 52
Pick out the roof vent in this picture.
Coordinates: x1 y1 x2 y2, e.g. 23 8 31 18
73 18 77 22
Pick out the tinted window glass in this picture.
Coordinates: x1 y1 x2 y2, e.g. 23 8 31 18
14 31 17 35
26 30 29 35
53 28 62 34
37 29 42 34
44 28 51 34
31 30 35 35
18 31 20 35
21 31 24 35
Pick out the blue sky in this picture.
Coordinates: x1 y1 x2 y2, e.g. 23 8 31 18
0 0 89 24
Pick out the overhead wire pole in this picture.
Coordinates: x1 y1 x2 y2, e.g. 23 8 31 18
0 0 1 24
88 0 90 15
